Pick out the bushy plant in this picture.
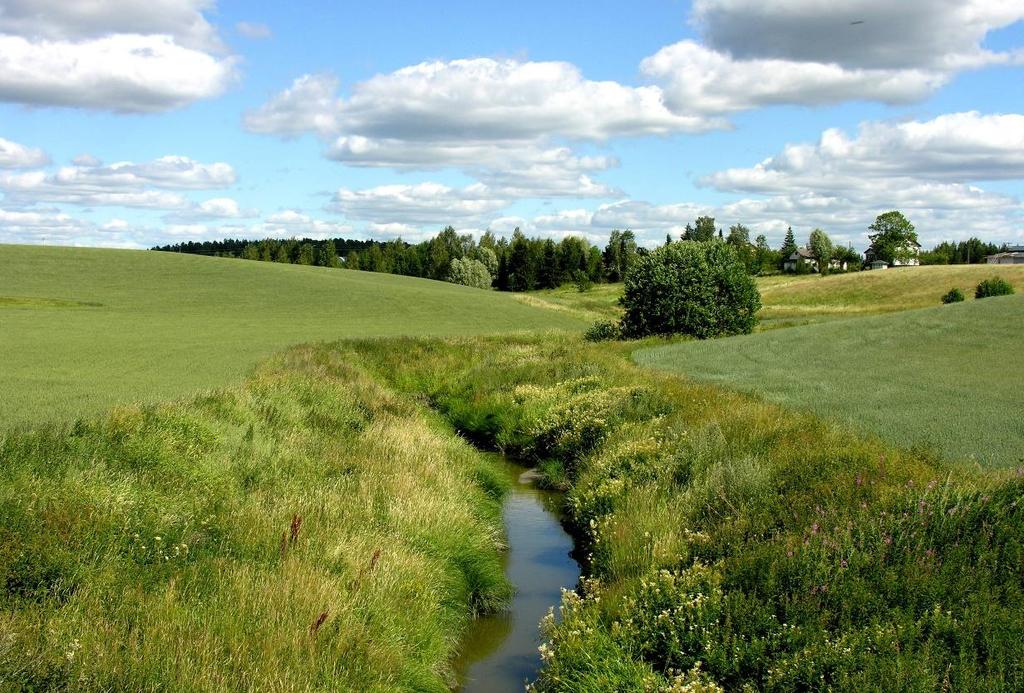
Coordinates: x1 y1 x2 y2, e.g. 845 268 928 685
584 320 620 342
446 257 493 289
620 241 761 338
941 287 965 304
975 276 1014 299
573 270 594 293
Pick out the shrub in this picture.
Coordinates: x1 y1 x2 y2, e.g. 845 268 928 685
446 257 493 289
620 241 761 339
573 270 594 293
975 276 1014 299
941 287 965 304
584 320 621 342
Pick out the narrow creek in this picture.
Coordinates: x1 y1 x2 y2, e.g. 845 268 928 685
454 457 580 692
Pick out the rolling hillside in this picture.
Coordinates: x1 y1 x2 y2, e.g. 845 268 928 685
636 294 1024 468
0 245 584 427
757 264 1024 328
524 264 1024 327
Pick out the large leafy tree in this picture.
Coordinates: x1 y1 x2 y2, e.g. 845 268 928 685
868 211 919 264
687 216 717 242
620 241 761 338
808 228 834 273
603 229 638 282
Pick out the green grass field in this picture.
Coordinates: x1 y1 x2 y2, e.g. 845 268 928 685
636 294 1024 468
0 245 584 428
525 264 1024 328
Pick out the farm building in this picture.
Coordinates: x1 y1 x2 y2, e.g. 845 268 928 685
985 246 1024 264
868 260 889 270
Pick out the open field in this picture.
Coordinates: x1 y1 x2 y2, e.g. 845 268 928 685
525 264 1024 328
0 346 511 691
0 245 584 428
636 294 1024 468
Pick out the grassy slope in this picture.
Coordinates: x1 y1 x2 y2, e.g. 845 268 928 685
757 264 1024 328
0 345 511 691
0 245 583 427
524 264 1024 327
636 294 1024 468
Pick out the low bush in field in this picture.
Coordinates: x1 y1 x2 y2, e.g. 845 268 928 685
975 276 1014 298
941 287 965 303
584 320 621 342
0 348 510 691
350 335 1024 692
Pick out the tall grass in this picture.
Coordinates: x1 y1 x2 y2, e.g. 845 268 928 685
345 333 1024 691
0 346 510 691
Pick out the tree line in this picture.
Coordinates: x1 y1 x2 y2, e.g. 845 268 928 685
153 216 1014 292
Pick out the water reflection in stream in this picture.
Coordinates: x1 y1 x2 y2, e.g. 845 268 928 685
454 458 580 692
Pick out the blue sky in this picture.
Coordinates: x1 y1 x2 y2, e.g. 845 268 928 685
0 0 1022 250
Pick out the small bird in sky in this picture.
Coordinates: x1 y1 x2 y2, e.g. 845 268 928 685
850 20 865 25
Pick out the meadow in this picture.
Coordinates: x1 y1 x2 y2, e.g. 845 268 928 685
636 294 1024 468
525 264 1024 327
4 246 1024 691
0 245 583 428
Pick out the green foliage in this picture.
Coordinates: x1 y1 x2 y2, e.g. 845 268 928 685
868 211 920 264
975 276 1015 298
685 216 717 242
603 230 638 283
921 238 1001 265
808 228 834 273
620 241 761 338
779 226 798 260
447 257 493 289
584 320 621 342
573 270 594 293
942 287 965 303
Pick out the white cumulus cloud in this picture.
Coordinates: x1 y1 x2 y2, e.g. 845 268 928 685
0 136 48 168
0 0 235 111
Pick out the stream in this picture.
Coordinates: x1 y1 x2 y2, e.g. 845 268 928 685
453 457 580 692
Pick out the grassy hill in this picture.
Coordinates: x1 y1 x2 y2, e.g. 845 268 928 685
524 265 1024 327
636 294 1024 468
0 245 584 427
758 264 1024 328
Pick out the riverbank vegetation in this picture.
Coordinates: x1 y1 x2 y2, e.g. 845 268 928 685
342 334 1024 691
0 347 511 691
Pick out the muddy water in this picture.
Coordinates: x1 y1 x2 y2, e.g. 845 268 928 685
454 458 580 692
